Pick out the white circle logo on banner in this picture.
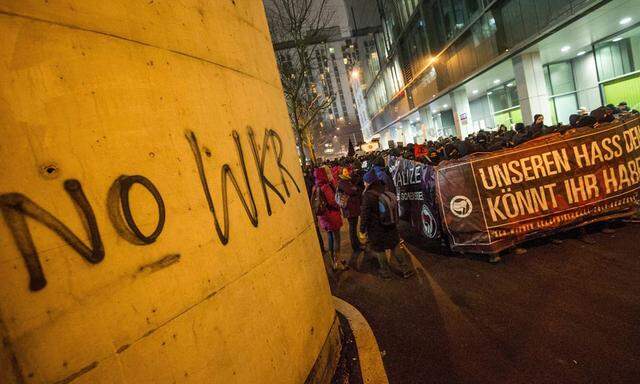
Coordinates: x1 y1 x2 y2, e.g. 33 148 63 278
421 204 437 238
450 195 472 218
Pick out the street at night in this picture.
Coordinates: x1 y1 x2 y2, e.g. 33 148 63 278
2 0 640 383
329 221 640 384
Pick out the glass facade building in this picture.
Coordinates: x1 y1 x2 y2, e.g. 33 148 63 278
357 0 640 146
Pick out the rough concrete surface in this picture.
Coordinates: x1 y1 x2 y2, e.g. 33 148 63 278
0 1 335 383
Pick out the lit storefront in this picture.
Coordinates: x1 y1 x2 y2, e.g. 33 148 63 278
361 0 640 148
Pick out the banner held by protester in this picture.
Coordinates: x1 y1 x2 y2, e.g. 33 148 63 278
388 156 441 240
436 116 640 254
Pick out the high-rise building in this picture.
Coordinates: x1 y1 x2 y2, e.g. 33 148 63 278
353 0 640 147
264 0 367 158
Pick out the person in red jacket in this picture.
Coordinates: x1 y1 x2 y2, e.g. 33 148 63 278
314 167 345 270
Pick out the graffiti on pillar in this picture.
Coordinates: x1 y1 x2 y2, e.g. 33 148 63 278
107 175 166 245
185 128 299 244
0 128 301 291
0 180 104 291
186 130 259 245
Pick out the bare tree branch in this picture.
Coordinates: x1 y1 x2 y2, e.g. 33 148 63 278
265 0 335 164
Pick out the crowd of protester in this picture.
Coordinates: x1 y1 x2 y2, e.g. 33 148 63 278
304 102 639 270
393 101 638 166
304 156 414 279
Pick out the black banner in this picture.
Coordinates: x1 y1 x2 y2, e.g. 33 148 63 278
388 156 441 240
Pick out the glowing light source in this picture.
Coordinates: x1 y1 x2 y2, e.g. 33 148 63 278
493 79 501 84
620 17 632 25
472 89 479 95
576 51 586 56
561 45 571 52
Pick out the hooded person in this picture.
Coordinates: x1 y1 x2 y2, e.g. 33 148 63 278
569 114 580 128
359 169 414 279
372 156 396 193
591 106 615 124
330 164 341 186
313 167 345 270
337 167 364 255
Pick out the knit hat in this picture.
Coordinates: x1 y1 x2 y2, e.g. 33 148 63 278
363 169 378 184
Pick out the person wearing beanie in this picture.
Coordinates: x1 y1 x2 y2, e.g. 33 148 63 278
528 114 547 139
363 168 378 186
372 159 396 193
337 167 364 257
360 169 414 279
532 114 545 128
569 114 580 127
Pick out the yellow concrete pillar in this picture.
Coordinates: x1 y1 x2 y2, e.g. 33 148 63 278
0 1 335 383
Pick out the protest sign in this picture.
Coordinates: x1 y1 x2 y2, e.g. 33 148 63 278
388 156 441 239
436 117 640 253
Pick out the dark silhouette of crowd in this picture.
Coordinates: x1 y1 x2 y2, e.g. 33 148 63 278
395 102 639 166
304 103 639 268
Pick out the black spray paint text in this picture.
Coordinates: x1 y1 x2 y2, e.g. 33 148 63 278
0 128 300 291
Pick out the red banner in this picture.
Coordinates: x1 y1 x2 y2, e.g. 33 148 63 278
436 117 640 254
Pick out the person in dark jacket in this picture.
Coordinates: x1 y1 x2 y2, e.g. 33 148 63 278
359 169 413 279
314 167 345 270
337 167 363 255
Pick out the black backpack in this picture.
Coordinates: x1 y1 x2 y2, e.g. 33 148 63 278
372 190 399 225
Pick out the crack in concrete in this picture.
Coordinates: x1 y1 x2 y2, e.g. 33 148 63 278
52 361 98 384
276 223 312 252
0 9 280 90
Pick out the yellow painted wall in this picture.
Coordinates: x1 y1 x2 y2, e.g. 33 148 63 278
0 1 334 383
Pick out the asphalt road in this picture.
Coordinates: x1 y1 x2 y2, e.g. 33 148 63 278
325 221 640 384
